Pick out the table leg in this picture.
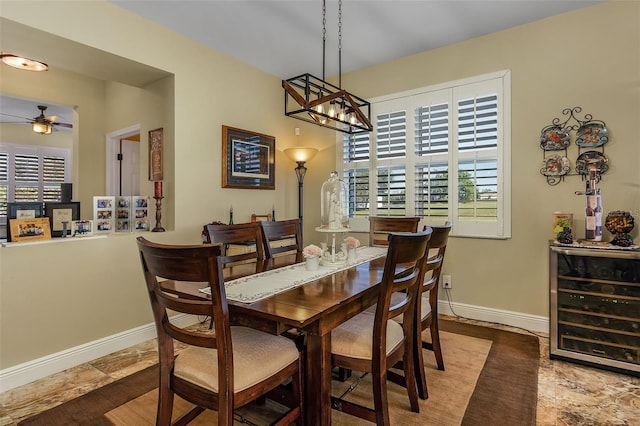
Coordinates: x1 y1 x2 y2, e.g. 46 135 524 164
305 332 332 425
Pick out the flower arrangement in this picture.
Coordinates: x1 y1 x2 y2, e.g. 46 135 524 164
344 236 360 249
303 244 323 258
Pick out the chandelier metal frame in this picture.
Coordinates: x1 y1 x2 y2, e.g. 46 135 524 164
282 0 372 134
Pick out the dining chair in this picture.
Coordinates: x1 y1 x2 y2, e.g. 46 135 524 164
136 237 303 426
334 215 421 382
368 216 420 247
330 230 432 425
260 218 303 258
389 222 452 400
203 222 266 266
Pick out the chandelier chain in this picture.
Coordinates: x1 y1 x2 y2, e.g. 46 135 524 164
338 0 342 88
322 0 326 81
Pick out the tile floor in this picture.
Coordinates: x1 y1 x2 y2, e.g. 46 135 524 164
1 316 638 425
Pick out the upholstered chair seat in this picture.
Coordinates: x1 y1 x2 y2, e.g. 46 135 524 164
175 326 299 393
332 312 404 360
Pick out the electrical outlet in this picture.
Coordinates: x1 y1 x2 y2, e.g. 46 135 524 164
442 275 452 289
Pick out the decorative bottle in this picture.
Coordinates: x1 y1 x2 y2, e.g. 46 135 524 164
320 171 349 229
229 206 234 225
585 181 596 240
594 190 603 241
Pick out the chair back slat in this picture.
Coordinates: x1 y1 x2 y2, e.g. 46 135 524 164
260 219 303 258
204 222 266 265
368 216 420 247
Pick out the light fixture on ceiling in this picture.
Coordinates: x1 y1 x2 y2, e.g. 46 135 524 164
32 121 53 135
0 53 48 72
282 0 372 134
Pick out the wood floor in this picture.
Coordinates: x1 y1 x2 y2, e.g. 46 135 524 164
1 316 638 425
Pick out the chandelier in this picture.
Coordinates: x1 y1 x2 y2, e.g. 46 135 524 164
282 0 372 134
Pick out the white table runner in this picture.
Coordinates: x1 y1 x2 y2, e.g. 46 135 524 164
199 246 387 303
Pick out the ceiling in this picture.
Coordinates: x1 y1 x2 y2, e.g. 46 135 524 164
110 0 604 79
1 1 604 125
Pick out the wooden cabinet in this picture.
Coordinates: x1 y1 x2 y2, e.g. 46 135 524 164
549 244 640 376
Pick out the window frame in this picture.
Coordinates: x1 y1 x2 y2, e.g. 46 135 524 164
338 70 511 239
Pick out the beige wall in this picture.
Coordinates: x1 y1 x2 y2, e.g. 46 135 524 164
0 0 638 370
0 0 330 369
340 0 639 316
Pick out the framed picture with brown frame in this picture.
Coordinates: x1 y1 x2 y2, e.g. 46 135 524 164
9 218 52 242
45 202 81 237
149 127 163 181
222 125 275 190
6 202 44 242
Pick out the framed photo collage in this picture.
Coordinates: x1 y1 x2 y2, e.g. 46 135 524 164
93 196 150 233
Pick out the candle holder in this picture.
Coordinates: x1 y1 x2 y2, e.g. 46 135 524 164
152 196 165 232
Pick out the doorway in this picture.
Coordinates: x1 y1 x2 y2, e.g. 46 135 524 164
106 125 141 196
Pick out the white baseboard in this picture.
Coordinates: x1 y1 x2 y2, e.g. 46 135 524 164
0 314 199 393
1 302 549 393
438 299 549 334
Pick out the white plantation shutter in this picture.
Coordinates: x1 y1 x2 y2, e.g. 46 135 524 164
14 153 40 202
376 165 407 216
343 130 372 218
415 160 449 218
343 131 370 163
43 155 67 201
376 111 406 160
452 77 507 238
0 143 71 239
0 153 8 218
339 70 511 239
414 99 450 219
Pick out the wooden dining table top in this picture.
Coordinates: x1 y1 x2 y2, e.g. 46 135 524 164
160 251 389 425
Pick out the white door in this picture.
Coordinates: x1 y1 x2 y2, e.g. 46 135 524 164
106 125 141 196
119 139 140 195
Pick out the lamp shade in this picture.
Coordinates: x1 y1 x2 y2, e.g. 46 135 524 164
32 121 52 134
284 147 318 164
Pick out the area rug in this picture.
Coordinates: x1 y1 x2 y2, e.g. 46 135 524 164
18 320 539 425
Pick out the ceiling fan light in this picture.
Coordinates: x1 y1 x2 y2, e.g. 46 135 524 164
33 121 52 134
1 53 48 72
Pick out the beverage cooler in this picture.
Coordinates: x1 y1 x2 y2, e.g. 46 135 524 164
549 244 640 376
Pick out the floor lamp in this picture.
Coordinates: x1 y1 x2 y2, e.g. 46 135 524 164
284 148 318 228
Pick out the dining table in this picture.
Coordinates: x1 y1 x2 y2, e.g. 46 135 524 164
161 247 390 426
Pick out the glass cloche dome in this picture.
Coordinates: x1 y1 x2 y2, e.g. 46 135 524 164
320 171 349 229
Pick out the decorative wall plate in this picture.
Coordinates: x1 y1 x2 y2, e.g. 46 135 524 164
575 151 609 175
576 122 608 148
541 155 570 176
540 126 571 151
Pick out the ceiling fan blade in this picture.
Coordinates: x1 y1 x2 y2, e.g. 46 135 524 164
52 122 73 128
0 112 32 121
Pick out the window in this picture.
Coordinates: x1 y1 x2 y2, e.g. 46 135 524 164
340 70 511 239
0 143 71 238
